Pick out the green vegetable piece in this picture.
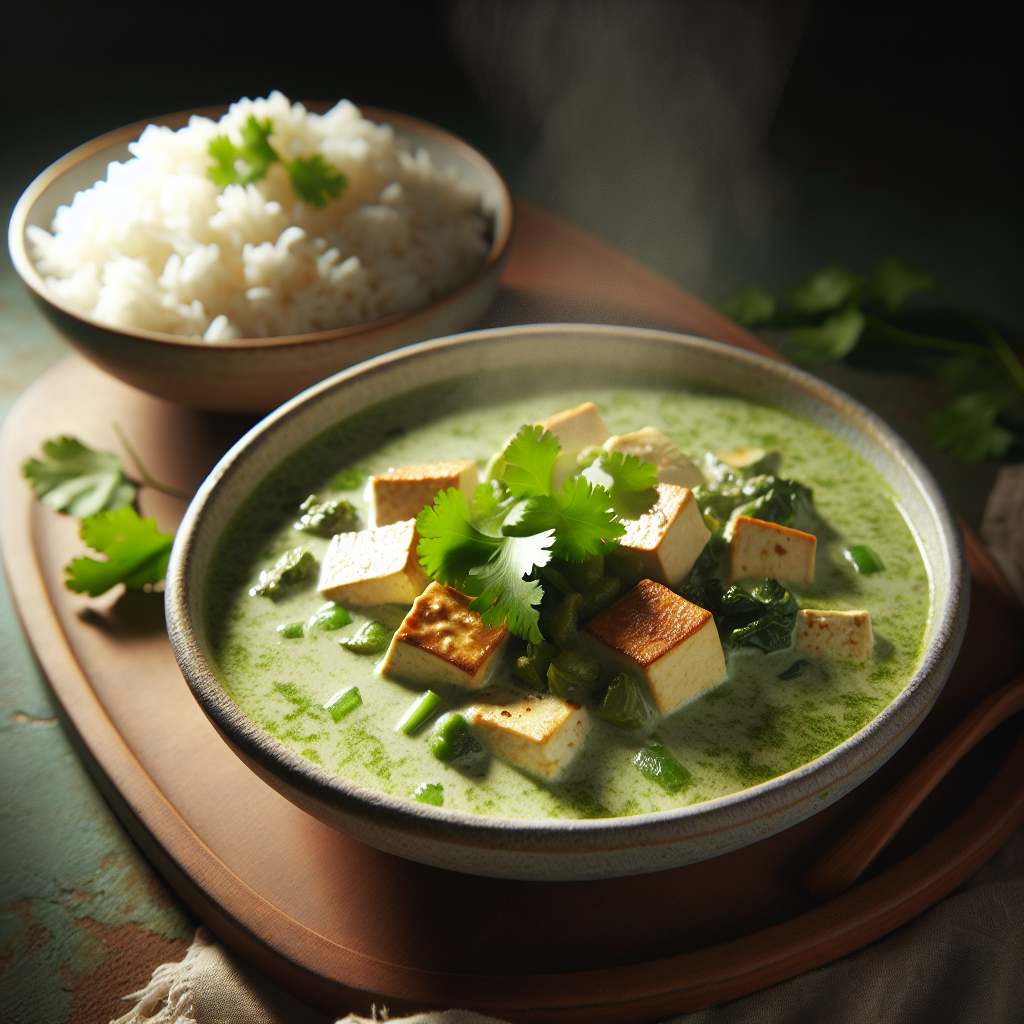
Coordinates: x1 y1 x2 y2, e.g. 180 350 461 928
330 468 365 491
312 601 352 631
339 621 390 654
869 257 934 312
207 115 279 187
411 782 444 807
64 507 174 597
548 592 583 650
582 450 659 520
464 533 552 642
397 690 442 735
844 545 885 574
595 674 648 730
777 659 811 680
324 685 362 722
726 579 798 653
575 445 604 471
295 495 357 537
556 555 604 592
481 451 506 484
721 285 776 327
503 424 560 499
788 266 862 314
580 574 621 615
249 547 317 599
276 621 304 639
788 307 866 363
547 650 601 704
634 740 693 794
286 154 347 208
23 436 136 518
514 641 559 690
430 713 485 766
604 548 645 590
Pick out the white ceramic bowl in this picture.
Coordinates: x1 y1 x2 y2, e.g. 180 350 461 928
8 104 513 414
165 324 968 880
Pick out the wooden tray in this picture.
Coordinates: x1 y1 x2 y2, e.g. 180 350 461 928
2 203 1022 1023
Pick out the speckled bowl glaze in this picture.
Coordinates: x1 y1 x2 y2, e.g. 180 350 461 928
7 104 512 414
165 324 968 880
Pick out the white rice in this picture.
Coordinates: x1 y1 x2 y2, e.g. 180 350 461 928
28 92 491 340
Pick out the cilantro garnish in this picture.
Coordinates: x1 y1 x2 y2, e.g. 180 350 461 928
207 115 347 208
23 437 136 518
416 421 658 641
65 507 174 597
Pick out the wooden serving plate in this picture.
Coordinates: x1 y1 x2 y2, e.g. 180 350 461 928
2 203 1022 1022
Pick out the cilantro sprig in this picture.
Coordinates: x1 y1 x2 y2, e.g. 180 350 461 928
416 423 657 642
207 115 348 208
722 258 1024 464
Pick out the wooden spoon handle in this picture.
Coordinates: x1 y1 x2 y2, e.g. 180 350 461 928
804 673 1024 901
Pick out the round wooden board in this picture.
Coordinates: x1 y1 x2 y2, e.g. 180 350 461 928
3 206 1022 1022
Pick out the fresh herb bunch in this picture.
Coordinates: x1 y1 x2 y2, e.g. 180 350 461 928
722 258 1024 464
208 115 348 208
416 425 658 642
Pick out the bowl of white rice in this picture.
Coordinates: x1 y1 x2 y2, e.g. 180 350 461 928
8 93 513 413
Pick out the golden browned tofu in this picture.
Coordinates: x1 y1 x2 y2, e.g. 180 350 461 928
603 426 703 488
380 582 509 688
794 609 873 659
371 460 477 527
470 688 590 780
318 520 428 606
729 516 817 584
620 483 711 587
583 579 726 714
538 401 610 453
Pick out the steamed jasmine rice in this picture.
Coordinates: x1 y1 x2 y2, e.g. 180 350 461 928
28 93 491 340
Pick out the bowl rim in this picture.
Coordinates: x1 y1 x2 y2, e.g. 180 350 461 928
7 100 514 351
165 323 968 854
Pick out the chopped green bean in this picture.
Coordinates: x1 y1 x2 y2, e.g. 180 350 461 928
844 545 885 574
276 621 304 639
339 621 390 654
595 673 648 730
294 495 357 537
604 548 645 590
430 713 486 766
411 782 444 806
547 650 602 704
249 547 317 599
311 601 351 631
330 468 365 490
396 690 442 734
777 659 812 680
548 592 583 650
634 740 693 794
580 574 621 615
559 556 604 592
324 685 362 722
514 641 559 690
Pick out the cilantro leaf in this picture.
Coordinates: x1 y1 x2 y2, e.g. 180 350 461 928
465 533 553 642
65 506 174 597
927 390 1015 463
23 437 136 518
788 306 866 363
416 488 501 584
207 115 279 188
788 266 863 314
286 155 347 208
470 481 516 537
582 451 658 520
870 257 935 312
721 285 776 327
505 477 624 561
503 425 559 499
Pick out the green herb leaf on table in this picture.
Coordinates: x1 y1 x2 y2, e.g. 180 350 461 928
65 506 174 597
869 257 935 312
23 437 137 518
286 155 347 208
788 307 866 363
503 424 560 499
720 285 777 327
788 266 863 315
928 390 1016 463
582 451 659 520
465 533 552 642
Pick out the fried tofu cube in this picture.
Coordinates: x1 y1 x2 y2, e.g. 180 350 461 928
583 579 726 714
604 427 704 488
372 460 477 527
538 402 610 453
469 688 590 780
620 483 711 587
319 520 428 606
795 609 873 659
381 582 509 688
729 516 816 584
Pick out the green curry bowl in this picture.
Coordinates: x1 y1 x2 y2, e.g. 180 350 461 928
165 324 967 880
8 104 512 415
